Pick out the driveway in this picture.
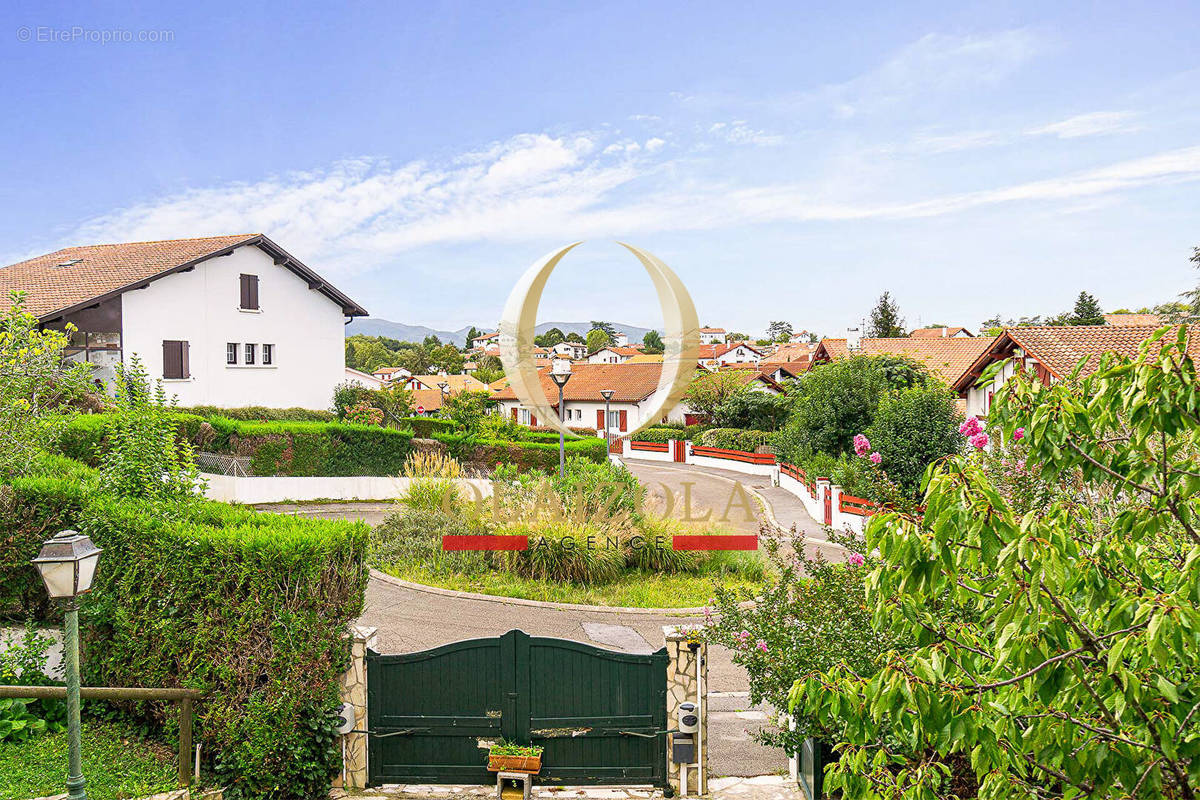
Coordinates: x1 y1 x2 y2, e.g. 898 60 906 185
258 460 837 777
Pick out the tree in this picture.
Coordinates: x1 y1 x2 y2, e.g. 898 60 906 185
1176 246 1200 322
431 344 464 375
535 327 566 347
589 321 616 338
861 386 963 496
1069 290 1104 325
586 328 611 353
726 332 749 342
767 321 793 342
0 291 93 478
712 390 793 431
642 330 664 353
398 343 433 374
565 332 584 344
866 292 906 338
683 371 748 420
465 326 482 346
776 357 900 458
440 389 496 429
794 328 1200 798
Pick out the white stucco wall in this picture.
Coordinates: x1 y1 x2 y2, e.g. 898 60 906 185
120 245 347 409
965 359 1017 418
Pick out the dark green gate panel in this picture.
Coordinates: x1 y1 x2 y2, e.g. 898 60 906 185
368 630 667 788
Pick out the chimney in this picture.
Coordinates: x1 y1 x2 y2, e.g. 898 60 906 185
846 326 862 351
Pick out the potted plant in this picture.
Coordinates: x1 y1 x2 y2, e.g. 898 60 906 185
487 740 544 773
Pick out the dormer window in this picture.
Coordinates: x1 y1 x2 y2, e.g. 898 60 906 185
239 274 259 310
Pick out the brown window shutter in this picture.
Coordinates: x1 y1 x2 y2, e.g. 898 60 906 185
512 408 518 422
530 414 537 427
597 409 605 429
181 341 190 378
240 274 259 309
619 410 628 432
163 341 179 378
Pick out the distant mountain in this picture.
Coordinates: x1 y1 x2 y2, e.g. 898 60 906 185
346 318 660 347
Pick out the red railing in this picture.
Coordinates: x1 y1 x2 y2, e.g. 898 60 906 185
780 462 806 482
839 493 877 517
630 440 669 453
690 445 777 465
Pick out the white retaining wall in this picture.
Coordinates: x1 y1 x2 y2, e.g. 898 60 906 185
620 440 677 463
203 474 493 504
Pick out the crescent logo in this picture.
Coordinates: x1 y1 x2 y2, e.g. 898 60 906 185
498 242 701 439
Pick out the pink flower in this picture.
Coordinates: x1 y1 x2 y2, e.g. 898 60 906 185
869 452 882 464
1012 427 1025 441
959 416 982 437
737 630 751 642
970 432 989 449
755 639 768 653
853 433 871 457
847 552 865 567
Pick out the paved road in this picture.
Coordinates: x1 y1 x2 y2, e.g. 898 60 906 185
260 461 836 777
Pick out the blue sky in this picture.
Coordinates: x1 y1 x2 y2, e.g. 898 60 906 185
2 1 1198 337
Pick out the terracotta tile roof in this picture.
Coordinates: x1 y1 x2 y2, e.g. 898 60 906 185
762 360 809 378
590 346 642 357
909 326 972 338
698 342 763 359
626 353 664 363
406 374 487 392
1104 313 1162 327
812 336 996 386
762 342 816 363
409 388 445 412
491 363 663 404
953 325 1200 391
699 327 726 333
0 233 367 318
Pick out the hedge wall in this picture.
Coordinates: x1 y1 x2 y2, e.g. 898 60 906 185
398 417 457 438
433 432 607 471
630 424 711 443
176 405 336 422
0 455 368 798
697 427 775 451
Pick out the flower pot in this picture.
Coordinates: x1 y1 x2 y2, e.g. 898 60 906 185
488 753 542 773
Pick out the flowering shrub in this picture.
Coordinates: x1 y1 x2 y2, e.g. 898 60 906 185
345 400 384 426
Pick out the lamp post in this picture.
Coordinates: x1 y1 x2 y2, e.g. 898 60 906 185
549 359 573 477
600 388 615 457
32 530 102 800
438 381 450 416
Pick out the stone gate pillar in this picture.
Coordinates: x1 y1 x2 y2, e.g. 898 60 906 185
664 625 708 795
335 625 377 789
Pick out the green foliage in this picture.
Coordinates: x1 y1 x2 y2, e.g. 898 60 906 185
434 431 606 472
534 327 566 347
491 739 544 757
630 423 711 443
712 390 793 431
440 389 496 430
0 291 93 479
861 386 963 496
0 697 45 743
0 621 66 739
98 356 200 501
175 406 335 422
586 328 611 353
331 381 414 427
642 329 664 353
684 371 749 420
1069 289 1105 325
698 427 774 452
400 416 457 438
793 328 1200 798
767 320 793 342
705 531 897 755
866 291 906 338
775 357 896 459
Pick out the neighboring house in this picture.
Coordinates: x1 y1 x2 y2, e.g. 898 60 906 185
372 365 412 385
953 324 1199 418
698 342 763 370
471 331 499 350
402 373 486 392
552 341 588 359
810 335 996 388
611 331 629 347
491 362 686 434
722 367 784 394
588 346 641 364
0 233 366 409
409 388 447 416
910 326 974 338
762 341 816 367
789 329 817 342
759 362 806 383
345 367 385 390
699 327 727 344
1103 313 1162 327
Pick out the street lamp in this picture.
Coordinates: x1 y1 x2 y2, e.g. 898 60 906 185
438 382 450 415
33 530 102 800
549 359 573 477
600 388 615 457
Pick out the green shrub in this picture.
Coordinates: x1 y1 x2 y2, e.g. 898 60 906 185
370 508 488 574
861 386 964 496
176 406 335 422
496 520 625 583
399 417 457 438
698 428 774 451
435 432 606 472
0 463 368 798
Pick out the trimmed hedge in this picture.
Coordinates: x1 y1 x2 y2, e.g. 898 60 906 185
176 406 336 422
433 432 607 472
0 456 368 798
54 414 414 477
697 428 775 452
398 417 457 438
631 424 711 444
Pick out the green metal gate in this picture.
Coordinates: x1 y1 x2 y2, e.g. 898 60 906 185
367 629 669 788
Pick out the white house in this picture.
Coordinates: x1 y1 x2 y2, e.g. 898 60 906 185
372 365 412 385
587 346 641 364
697 342 763 370
552 341 588 359
491 362 688 435
345 367 385 389
0 233 366 409
611 331 629 346
471 331 499 350
699 327 727 344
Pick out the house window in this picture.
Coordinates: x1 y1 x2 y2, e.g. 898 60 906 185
226 343 238 365
162 340 190 379
262 344 273 365
239 274 260 310
245 343 257 365
519 408 531 425
607 410 620 429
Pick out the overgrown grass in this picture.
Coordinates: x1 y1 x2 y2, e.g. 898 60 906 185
0 719 177 800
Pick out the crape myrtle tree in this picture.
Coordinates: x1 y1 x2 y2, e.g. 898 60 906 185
793 327 1200 799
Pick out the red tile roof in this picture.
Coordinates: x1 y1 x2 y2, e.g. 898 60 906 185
909 326 972 338
0 233 366 318
491 363 664 403
698 342 763 359
953 324 1199 390
812 336 996 386
1103 313 1162 327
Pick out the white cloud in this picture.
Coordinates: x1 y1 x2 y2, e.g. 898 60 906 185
1028 110 1142 138
709 121 782 146
644 137 666 152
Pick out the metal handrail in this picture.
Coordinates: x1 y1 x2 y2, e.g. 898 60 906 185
0 685 204 787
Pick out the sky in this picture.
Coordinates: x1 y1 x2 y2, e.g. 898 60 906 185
2 0 1198 338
